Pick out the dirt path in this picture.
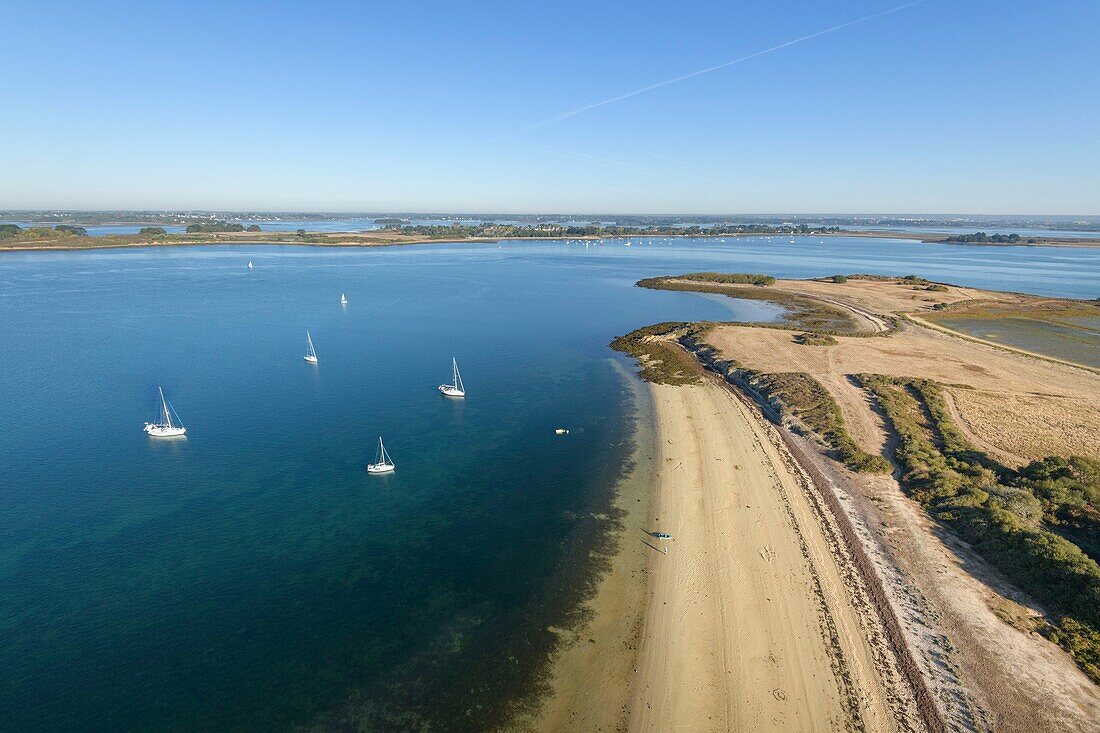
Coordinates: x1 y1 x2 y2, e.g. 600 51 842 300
629 381 909 732
798 293 892 333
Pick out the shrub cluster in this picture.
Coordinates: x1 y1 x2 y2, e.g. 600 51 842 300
610 322 704 385
944 232 1022 244
0 224 87 239
857 373 1100 682
793 333 838 346
749 372 891 473
185 221 245 233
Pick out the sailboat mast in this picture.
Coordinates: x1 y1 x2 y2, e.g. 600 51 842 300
159 387 171 428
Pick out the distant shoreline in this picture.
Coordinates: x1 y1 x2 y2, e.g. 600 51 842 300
3 229 1099 253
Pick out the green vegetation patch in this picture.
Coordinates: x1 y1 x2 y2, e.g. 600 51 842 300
0 224 87 240
944 232 1022 244
610 322 706 386
672 272 776 286
923 297 1100 323
747 372 890 473
185 220 245 233
794 333 838 346
857 373 1100 682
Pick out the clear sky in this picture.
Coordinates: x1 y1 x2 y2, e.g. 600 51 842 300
2 0 1098 214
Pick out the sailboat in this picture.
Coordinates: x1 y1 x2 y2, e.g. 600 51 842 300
304 331 318 364
247 260 253 269
144 386 187 437
340 293 348 305
366 436 395 474
438 357 465 397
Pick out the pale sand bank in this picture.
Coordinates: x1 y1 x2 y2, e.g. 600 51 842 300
532 375 918 732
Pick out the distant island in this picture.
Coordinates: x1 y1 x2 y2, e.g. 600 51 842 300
943 231 1024 244
381 221 843 239
185 221 261 233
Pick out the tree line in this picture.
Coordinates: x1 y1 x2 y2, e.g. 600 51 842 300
0 224 87 239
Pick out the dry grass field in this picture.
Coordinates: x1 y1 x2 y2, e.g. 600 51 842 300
696 277 1099 465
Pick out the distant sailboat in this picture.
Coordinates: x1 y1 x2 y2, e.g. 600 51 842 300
247 260 253 269
366 436 395 474
438 357 465 397
144 386 187 437
340 293 348 305
304 331 318 364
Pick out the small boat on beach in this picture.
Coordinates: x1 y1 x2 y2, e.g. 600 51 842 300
304 331 318 364
438 357 465 397
144 386 187 438
340 293 348 305
366 436 395 474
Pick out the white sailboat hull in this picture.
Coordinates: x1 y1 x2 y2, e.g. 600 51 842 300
438 385 465 397
144 423 187 437
304 355 318 364
366 463 395 474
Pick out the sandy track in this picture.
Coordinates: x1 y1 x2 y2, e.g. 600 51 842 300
629 381 906 732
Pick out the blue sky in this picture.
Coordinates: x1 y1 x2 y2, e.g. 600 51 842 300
2 0 1097 214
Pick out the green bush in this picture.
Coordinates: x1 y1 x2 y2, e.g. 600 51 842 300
857 373 1100 683
794 333 838 346
610 322 703 386
675 272 776 286
753 372 890 473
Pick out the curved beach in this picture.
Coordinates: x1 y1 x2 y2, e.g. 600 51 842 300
536 374 922 732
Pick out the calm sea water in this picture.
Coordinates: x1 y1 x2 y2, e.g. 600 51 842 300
1 237 1097 732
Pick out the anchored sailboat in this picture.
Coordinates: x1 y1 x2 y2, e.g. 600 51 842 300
438 357 465 397
144 386 187 437
304 331 318 364
247 260 253 269
366 436 395 474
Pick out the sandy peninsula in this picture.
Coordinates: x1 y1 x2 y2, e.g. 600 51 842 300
530 273 1100 733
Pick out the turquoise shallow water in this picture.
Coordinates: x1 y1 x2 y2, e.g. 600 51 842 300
0 236 1097 732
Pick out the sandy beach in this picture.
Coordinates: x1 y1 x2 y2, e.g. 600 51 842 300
629 380 912 732
534 373 922 732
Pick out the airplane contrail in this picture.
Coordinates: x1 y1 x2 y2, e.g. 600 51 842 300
523 0 927 130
